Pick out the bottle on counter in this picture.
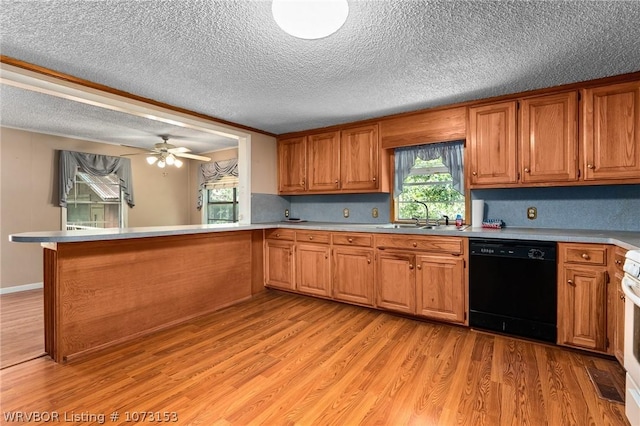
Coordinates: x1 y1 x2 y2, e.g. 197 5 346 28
455 214 463 227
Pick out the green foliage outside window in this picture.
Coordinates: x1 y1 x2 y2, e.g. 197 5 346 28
396 158 465 222
207 188 238 223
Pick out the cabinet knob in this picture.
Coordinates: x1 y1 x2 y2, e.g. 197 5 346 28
524 168 530 173
372 177 376 182
367 258 371 264
567 279 574 286
409 264 414 270
275 233 280 237
417 264 422 270
615 259 622 265
412 242 417 247
581 253 590 260
348 238 353 243
587 164 595 170
621 294 626 301
335 179 339 185
472 171 477 176
309 236 313 240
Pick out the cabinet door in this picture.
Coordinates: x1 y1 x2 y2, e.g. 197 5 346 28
415 255 465 324
332 247 374 306
519 92 578 183
340 124 379 190
468 101 518 185
278 137 307 193
614 272 625 364
264 240 295 290
558 267 607 351
376 251 416 314
582 81 640 180
307 131 341 191
296 243 331 297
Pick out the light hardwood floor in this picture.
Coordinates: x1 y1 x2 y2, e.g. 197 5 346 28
0 289 44 369
0 290 629 425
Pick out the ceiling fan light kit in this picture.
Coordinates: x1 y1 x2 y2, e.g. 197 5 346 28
272 0 349 39
124 135 210 168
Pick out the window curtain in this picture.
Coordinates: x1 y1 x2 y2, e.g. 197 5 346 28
394 140 464 196
59 150 134 207
197 158 239 209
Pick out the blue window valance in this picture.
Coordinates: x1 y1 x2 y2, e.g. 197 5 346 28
59 150 134 208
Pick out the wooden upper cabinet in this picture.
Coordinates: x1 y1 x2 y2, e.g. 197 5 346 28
340 124 379 191
277 136 306 193
519 92 578 183
307 131 340 191
468 101 518 185
582 81 640 180
379 106 466 149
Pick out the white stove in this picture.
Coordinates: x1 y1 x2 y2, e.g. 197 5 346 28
622 249 640 425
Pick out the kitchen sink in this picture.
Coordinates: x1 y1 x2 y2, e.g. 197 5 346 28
376 224 469 231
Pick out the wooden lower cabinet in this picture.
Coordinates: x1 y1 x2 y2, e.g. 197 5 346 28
376 251 416 314
296 243 331 297
558 266 607 351
264 240 295 290
416 255 466 323
332 246 374 306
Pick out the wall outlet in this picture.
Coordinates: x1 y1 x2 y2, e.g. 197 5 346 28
284 209 289 218
527 206 537 220
372 207 379 218
343 208 350 218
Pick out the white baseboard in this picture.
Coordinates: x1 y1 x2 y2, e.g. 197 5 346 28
0 282 43 295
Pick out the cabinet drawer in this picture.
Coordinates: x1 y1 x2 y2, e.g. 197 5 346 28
265 229 295 241
296 231 330 244
331 233 373 247
563 244 607 265
375 235 463 254
613 247 627 271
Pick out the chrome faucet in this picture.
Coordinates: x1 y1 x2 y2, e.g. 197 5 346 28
413 200 429 226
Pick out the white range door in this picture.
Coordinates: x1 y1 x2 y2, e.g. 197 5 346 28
622 249 640 425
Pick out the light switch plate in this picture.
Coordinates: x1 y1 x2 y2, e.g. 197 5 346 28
527 206 537 220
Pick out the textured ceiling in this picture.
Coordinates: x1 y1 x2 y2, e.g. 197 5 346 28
1 0 640 149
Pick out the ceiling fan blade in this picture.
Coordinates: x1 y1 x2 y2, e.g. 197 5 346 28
174 152 211 161
167 146 191 154
119 152 148 156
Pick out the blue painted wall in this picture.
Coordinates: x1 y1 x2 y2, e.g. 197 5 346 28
253 185 639 231
472 185 640 231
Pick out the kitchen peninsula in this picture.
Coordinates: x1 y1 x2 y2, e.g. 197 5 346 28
10 223 640 364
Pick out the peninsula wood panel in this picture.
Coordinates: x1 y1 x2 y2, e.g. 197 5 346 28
380 106 466 148
49 231 253 362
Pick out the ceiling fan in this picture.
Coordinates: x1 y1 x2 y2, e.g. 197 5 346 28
122 135 211 168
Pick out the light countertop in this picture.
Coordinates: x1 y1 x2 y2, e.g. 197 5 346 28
8 222 640 250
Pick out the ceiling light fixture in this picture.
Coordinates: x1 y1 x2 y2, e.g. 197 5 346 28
146 155 158 165
272 0 349 40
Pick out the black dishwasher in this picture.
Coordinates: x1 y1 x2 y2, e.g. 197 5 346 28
469 239 557 343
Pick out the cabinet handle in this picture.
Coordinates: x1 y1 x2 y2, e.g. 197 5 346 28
348 238 353 243
567 279 574 286
615 259 622 265
412 242 417 247
417 264 422 270
587 164 595 170
367 258 371 264
372 177 376 182
275 233 280 237
621 294 626 301
524 168 530 173
309 236 313 240
472 171 477 176
581 253 590 260
409 264 414 270
335 179 339 186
